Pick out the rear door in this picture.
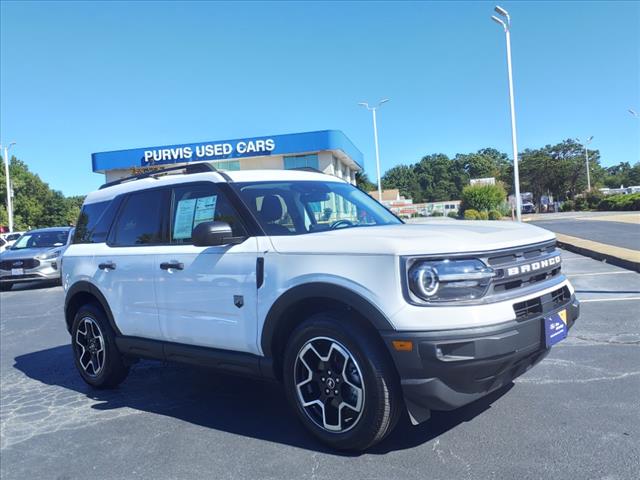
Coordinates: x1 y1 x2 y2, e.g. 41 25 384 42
154 182 260 354
92 187 169 340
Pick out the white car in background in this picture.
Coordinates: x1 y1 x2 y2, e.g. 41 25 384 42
0 232 26 251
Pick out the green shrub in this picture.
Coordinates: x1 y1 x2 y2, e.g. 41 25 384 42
561 200 575 212
464 209 480 220
585 189 604 209
431 210 444 217
478 210 489 220
447 211 459 219
488 210 502 220
598 193 640 211
497 201 512 217
461 183 507 214
574 196 588 211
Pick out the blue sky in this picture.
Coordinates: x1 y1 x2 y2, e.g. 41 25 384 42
1 0 638 196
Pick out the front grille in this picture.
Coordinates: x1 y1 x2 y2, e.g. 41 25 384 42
513 286 571 320
488 241 562 294
0 258 41 270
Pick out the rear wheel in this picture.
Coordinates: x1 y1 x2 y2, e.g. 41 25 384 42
71 303 129 388
0 283 13 291
283 312 402 451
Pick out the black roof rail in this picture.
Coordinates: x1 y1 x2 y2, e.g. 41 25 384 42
99 162 227 190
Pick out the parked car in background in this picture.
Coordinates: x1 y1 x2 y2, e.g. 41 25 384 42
0 237 7 253
0 227 74 291
0 231 26 250
521 202 537 214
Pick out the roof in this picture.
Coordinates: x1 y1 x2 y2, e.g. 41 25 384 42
85 168 345 204
368 189 401 201
91 130 364 173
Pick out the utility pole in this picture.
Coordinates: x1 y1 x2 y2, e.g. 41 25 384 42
358 99 389 201
1 142 16 232
492 6 522 221
576 136 594 191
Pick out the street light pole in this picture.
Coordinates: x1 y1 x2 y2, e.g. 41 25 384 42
359 99 389 201
492 6 522 221
576 136 594 191
1 142 16 232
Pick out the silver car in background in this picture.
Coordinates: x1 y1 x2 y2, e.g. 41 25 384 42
0 227 74 291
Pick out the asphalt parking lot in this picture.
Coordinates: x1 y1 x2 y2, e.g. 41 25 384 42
1 251 639 480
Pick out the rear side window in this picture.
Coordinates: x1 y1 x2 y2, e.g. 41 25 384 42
171 183 246 244
73 197 124 244
74 201 108 243
110 189 169 246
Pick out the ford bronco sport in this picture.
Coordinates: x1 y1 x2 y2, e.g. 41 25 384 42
62 163 579 451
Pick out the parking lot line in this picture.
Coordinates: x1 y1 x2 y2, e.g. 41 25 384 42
567 271 636 277
579 296 640 303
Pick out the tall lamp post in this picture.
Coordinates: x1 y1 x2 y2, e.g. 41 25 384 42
491 6 522 221
358 99 389 201
576 136 594 191
1 142 16 232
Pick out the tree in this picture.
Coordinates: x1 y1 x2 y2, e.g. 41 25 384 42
0 156 85 230
381 164 420 199
355 171 376 192
414 154 466 202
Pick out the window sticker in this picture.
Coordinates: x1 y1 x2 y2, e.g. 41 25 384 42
173 198 197 239
194 195 217 228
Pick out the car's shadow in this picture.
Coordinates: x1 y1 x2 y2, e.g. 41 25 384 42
13 345 513 455
5 281 61 292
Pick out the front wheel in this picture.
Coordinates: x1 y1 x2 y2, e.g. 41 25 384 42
283 313 402 451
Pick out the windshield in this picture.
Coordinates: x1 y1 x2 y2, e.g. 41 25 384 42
11 230 69 250
234 180 402 235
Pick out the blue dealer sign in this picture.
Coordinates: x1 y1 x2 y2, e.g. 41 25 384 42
92 130 363 172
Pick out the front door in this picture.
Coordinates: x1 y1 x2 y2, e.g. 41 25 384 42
154 182 259 354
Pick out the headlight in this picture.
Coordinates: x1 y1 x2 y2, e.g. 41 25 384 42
38 249 61 260
407 259 495 303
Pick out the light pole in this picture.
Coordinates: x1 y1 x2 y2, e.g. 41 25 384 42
358 99 389 201
491 6 522 221
1 142 16 232
576 136 594 191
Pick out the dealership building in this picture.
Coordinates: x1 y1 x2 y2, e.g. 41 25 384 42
91 130 363 184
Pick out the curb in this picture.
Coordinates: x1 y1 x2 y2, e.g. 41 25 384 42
556 236 640 273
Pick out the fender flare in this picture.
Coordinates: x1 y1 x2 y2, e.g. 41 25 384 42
64 281 121 335
260 282 395 357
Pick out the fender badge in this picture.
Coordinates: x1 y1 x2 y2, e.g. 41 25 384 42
233 295 244 308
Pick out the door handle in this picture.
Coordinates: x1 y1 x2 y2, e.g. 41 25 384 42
160 261 184 271
98 261 116 271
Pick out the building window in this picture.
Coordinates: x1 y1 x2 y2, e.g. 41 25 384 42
284 154 319 170
212 160 240 171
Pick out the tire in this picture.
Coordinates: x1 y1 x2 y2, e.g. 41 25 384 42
71 303 129 388
0 283 13 291
283 312 402 451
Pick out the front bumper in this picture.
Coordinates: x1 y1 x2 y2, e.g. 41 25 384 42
0 260 61 284
382 293 579 422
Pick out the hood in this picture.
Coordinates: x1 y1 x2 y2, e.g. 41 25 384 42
0 246 61 260
268 221 555 256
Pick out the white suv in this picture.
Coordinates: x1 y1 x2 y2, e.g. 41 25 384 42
62 163 579 451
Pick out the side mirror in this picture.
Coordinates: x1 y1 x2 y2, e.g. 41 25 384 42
192 221 244 247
